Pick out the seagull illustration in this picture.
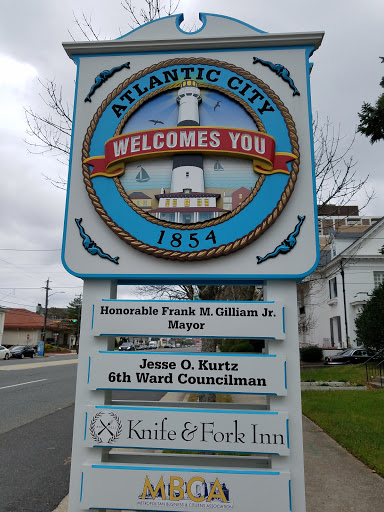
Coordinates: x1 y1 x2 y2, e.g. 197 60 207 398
214 101 221 111
149 119 164 125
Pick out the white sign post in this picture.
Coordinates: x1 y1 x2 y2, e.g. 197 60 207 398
63 12 323 512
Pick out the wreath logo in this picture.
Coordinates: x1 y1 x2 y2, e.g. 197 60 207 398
89 411 123 444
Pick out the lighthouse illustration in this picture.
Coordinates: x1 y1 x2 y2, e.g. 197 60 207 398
150 80 227 224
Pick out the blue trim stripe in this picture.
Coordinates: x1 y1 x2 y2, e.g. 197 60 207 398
115 14 178 40
91 465 280 476
84 412 88 441
64 44 315 62
91 305 95 330
304 46 321 277
289 480 292 511
61 57 80 265
286 419 290 449
100 333 277 339
284 361 287 390
100 299 275 304
80 472 84 503
95 387 278 396
98 350 276 358
175 13 207 35
201 12 267 34
91 444 283 456
94 405 277 415
87 357 91 384
91 444 281 455
282 307 286 334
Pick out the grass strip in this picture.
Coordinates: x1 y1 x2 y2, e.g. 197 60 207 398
301 364 367 386
302 389 384 477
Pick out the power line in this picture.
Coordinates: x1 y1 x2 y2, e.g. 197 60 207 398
0 249 60 252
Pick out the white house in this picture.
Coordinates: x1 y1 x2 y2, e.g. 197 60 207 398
298 217 384 348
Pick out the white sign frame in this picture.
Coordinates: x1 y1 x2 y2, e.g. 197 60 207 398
62 13 323 283
80 464 291 512
92 299 285 339
87 351 288 396
84 404 290 455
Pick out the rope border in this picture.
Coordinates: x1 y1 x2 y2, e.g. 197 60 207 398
81 57 300 261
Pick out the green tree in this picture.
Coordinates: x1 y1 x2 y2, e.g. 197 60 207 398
355 281 384 352
357 62 384 144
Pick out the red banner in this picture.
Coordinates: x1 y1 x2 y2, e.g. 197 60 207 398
84 127 296 178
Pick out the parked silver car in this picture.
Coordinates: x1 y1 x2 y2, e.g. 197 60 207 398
0 345 10 360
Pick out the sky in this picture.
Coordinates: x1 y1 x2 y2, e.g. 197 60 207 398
0 0 383 312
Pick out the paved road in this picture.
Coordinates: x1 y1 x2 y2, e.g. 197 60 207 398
0 354 166 512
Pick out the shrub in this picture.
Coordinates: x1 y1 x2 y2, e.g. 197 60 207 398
300 345 323 362
44 343 53 351
221 340 264 353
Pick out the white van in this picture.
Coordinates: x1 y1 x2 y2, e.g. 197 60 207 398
148 340 158 349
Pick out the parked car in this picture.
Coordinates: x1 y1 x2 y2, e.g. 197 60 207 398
10 345 36 359
323 348 371 365
148 341 158 349
118 343 136 352
0 345 10 360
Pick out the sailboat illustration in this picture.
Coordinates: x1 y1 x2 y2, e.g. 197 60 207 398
214 160 224 171
136 166 150 182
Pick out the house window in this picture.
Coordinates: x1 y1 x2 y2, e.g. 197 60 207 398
170 213 175 222
183 188 191 194
374 271 384 288
318 220 323 235
143 200 147 206
165 199 170 207
329 277 337 299
173 199 177 206
330 316 342 347
239 193 243 199
197 199 202 206
204 199 209 206
185 199 190 207
185 172 190 178
347 217 361 226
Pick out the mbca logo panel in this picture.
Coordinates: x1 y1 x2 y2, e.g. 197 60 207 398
138 475 232 508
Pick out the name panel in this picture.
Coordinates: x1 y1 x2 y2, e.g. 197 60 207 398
84 405 290 455
87 352 287 396
92 300 285 340
80 464 291 512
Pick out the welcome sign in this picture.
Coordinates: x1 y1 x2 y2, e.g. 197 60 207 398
62 14 322 282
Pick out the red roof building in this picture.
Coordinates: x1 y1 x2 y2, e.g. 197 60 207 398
3 308 57 347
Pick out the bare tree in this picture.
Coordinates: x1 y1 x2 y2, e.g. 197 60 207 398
24 0 180 188
313 114 372 214
121 0 180 29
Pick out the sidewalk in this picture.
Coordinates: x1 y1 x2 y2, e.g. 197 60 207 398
54 393 384 512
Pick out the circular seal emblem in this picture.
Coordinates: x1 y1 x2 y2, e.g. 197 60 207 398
83 58 299 261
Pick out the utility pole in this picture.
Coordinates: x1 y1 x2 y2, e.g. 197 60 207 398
340 261 350 348
42 278 51 343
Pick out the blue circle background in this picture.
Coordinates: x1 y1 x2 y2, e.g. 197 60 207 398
89 64 294 253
